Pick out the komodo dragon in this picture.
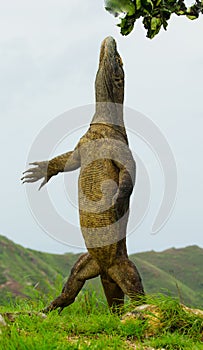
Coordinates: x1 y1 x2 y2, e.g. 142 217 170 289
22 36 144 313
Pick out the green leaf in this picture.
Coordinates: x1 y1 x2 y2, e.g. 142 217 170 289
161 8 171 20
155 0 162 6
104 0 135 17
162 17 169 30
175 10 185 15
141 0 154 12
118 16 135 35
143 15 163 39
151 17 161 30
136 0 142 10
186 13 199 19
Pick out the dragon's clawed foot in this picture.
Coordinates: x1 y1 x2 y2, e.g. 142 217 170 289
21 161 50 190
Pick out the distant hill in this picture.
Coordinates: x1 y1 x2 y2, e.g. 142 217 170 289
132 246 203 308
0 235 202 308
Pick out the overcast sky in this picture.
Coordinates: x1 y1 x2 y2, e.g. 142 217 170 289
0 0 203 254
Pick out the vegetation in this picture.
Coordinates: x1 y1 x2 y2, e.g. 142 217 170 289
104 0 203 38
0 293 202 349
134 246 203 308
0 236 202 348
0 235 202 309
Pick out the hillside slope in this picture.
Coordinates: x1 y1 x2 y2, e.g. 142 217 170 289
0 236 79 304
0 235 202 308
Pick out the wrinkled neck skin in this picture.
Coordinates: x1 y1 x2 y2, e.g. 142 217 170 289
91 36 126 137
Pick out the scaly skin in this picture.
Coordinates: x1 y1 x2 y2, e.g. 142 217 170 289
22 37 144 313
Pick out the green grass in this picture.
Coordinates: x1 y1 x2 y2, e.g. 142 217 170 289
0 236 202 348
0 293 202 350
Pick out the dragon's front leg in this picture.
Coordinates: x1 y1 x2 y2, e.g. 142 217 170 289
22 148 81 190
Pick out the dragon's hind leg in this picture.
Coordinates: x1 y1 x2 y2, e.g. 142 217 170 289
107 257 144 302
100 273 124 313
43 253 100 313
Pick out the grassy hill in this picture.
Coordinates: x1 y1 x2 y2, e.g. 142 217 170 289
132 246 203 308
0 235 202 308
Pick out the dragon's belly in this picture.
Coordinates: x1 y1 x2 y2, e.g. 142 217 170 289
78 158 129 253
79 158 118 223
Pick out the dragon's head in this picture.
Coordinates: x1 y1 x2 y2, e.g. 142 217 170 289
95 36 124 105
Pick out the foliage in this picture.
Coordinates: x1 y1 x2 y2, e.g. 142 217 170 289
0 294 202 349
104 0 203 38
